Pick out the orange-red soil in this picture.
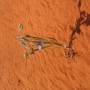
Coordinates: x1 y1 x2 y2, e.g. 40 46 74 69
0 0 90 90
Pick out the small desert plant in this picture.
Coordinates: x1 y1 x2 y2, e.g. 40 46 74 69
17 34 66 59
17 24 76 59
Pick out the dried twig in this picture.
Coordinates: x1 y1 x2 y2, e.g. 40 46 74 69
65 0 89 58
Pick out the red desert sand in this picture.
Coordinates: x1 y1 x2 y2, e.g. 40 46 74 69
0 0 90 90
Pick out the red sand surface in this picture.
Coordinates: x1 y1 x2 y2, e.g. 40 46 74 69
0 0 90 90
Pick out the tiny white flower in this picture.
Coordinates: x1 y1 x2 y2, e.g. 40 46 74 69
38 45 42 50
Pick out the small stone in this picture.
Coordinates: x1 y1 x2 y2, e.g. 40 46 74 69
18 24 24 32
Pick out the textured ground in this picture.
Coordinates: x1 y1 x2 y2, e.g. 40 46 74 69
0 0 90 90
